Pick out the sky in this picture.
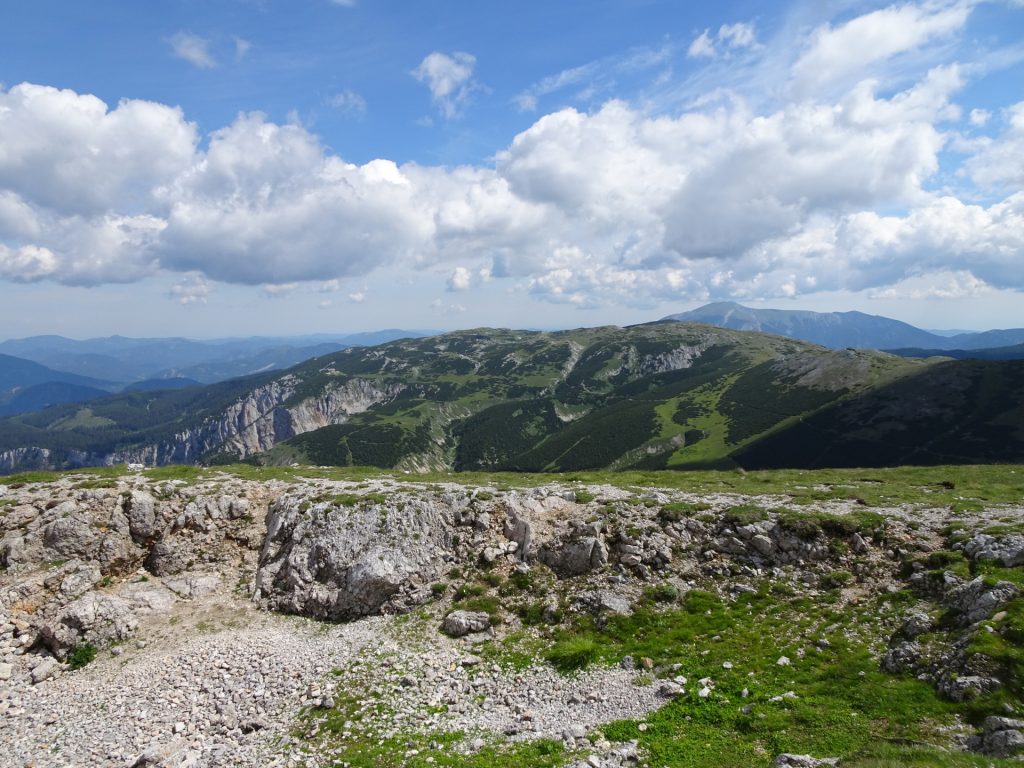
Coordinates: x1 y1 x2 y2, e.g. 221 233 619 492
1 0 1023 339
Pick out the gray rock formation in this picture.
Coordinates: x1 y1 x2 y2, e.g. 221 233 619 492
539 520 608 577
442 610 491 637
946 577 1019 625
255 493 459 620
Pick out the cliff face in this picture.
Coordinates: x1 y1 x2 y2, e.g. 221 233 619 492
0 377 403 473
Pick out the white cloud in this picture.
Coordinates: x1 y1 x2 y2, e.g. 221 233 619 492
329 0 356 6
1 2 1022 314
868 270 991 300
327 89 367 116
0 83 197 216
791 3 971 93
318 299 333 308
688 30 716 59
964 101 1024 189
0 244 58 282
170 32 218 69
447 266 472 291
169 273 210 305
688 22 758 59
718 22 757 49
515 43 673 113
412 51 477 118
969 107 991 126
262 282 298 297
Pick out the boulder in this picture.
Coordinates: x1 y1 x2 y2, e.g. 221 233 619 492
571 590 633 616
40 592 139 658
255 494 455 620
539 521 608 577
42 514 98 559
30 656 60 684
503 514 535 561
946 577 1019 626
442 610 491 637
970 716 1024 757
124 490 158 543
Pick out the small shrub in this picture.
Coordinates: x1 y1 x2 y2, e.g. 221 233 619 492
454 583 485 601
546 635 599 672
430 582 448 596
68 643 97 670
574 489 596 504
647 583 679 603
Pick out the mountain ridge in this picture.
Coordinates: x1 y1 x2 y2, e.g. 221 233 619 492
660 302 1024 351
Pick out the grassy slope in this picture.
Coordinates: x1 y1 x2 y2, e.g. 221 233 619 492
5 323 1024 473
268 325 929 472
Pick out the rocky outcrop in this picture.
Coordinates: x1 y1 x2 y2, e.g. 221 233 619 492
969 716 1024 757
960 533 1024 568
0 377 405 474
254 492 463 620
946 577 1019 626
538 520 609 577
39 584 175 659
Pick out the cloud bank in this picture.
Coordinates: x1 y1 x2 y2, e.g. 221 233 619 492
0 1 1022 311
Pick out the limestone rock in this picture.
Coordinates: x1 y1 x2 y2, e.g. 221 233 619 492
442 610 491 637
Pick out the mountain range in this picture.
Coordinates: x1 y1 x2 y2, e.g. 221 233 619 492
660 302 1024 351
2 322 1023 475
0 329 433 385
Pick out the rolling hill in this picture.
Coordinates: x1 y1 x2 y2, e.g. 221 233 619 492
5 322 1022 474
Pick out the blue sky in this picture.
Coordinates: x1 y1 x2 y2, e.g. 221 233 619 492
1 0 1023 338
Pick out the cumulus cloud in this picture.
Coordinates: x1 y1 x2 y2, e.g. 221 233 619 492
1 1 1022 310
170 33 218 69
412 51 477 118
447 266 472 291
791 3 970 93
0 244 58 282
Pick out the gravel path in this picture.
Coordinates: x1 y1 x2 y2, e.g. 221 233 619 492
2 593 666 768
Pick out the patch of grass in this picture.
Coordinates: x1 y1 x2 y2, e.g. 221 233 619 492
546 635 600 672
658 500 712 524
67 643 97 670
521 585 1015 767
722 504 769 526
299 693 568 767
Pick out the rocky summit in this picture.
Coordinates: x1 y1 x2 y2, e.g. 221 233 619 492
2 465 1024 767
